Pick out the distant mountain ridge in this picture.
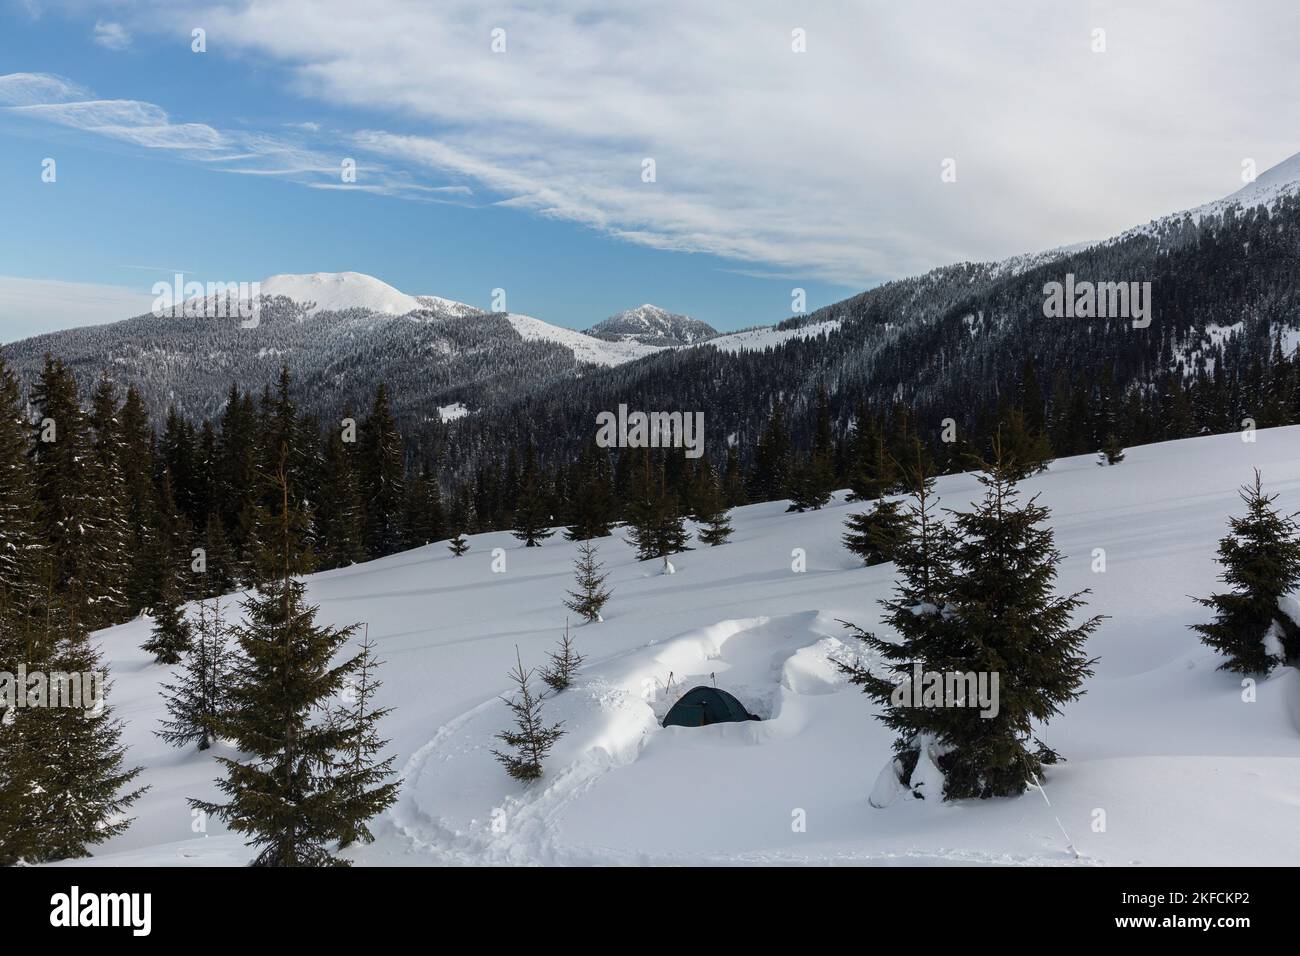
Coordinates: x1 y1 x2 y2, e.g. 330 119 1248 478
585 304 717 346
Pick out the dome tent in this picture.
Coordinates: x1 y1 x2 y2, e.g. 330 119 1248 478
661 686 760 728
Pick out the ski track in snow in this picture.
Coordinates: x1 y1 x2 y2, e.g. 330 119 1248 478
65 427 1300 867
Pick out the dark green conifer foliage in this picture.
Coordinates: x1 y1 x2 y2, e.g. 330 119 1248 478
541 622 586 693
0 357 42 616
842 498 909 566
330 626 400 850
317 418 365 569
447 533 470 556
564 540 611 623
360 383 406 559
158 595 233 751
1191 471 1300 672
193 449 388 866
493 648 565 781
511 441 555 547
564 440 616 540
692 457 733 546
0 594 146 863
142 569 193 665
624 452 690 568
840 443 1100 801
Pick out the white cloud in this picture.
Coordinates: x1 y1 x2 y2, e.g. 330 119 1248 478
22 2 1300 284
0 276 155 340
91 20 131 51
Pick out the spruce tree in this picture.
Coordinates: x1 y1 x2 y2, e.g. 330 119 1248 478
843 498 909 565
564 440 616 541
329 626 400 849
360 383 406 559
936 452 1099 797
1191 471 1300 672
493 648 564 781
692 457 733 546
511 441 555 547
448 533 470 557
624 452 690 570
0 357 42 616
142 571 193 664
158 595 233 750
541 622 586 693
1098 433 1125 466
564 540 612 623
317 419 365 569
192 448 388 866
835 453 957 796
0 596 146 863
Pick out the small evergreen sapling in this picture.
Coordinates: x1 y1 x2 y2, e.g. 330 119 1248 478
330 625 400 849
564 540 612 623
1191 470 1300 673
493 648 565 781
142 571 193 665
158 595 233 751
541 622 586 693
692 459 734 546
448 532 470 557
1098 433 1125 466
843 497 909 566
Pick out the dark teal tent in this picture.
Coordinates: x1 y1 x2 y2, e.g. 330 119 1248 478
661 686 760 727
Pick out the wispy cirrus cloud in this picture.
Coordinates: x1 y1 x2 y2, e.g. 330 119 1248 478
17 1 1300 285
0 71 471 201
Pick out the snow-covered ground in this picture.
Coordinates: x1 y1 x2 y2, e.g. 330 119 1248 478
506 312 663 366
710 319 842 353
66 427 1300 866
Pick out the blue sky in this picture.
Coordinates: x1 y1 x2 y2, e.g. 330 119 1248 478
1 1 1297 339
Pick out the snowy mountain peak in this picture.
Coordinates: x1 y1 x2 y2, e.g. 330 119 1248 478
258 272 426 315
587 303 718 346
257 271 477 318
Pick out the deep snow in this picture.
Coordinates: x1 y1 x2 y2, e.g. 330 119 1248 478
62 427 1300 866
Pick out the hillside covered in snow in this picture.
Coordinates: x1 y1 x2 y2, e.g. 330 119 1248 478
66 426 1300 867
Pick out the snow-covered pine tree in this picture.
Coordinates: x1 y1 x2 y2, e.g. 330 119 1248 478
448 533 470 556
1191 470 1300 672
492 647 565 781
192 447 375 866
0 595 146 863
512 441 555 547
842 497 909 565
329 626 400 850
1098 433 1125 466
142 568 193 665
692 456 733 546
564 540 612 623
158 595 233 751
835 446 961 798
541 621 586 693
937 446 1100 799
